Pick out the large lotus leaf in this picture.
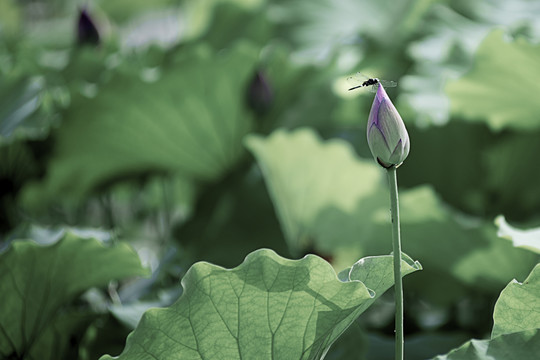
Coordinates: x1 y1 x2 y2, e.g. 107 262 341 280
446 29 540 131
432 329 540 360
100 249 420 360
0 232 149 359
492 264 540 338
244 128 383 255
20 43 257 207
496 216 540 255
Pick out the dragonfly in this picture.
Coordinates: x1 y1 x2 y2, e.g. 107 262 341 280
347 73 397 92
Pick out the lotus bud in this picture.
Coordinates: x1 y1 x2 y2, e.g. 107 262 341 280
246 70 273 115
367 84 410 168
77 8 100 46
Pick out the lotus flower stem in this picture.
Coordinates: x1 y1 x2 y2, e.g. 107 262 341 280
363 82 409 359
387 165 404 360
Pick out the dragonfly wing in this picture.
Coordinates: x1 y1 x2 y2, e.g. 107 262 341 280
379 79 397 87
347 72 370 86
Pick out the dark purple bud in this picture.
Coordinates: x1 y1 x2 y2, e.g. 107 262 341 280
246 70 273 115
77 9 100 46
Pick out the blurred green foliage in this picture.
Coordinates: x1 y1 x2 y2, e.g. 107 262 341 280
1 0 540 358
0 230 148 359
